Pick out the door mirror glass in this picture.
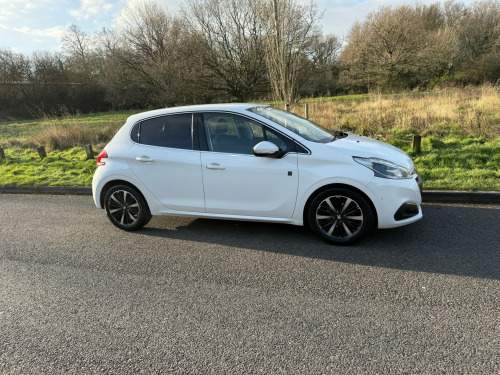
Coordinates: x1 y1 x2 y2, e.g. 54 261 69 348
253 141 280 157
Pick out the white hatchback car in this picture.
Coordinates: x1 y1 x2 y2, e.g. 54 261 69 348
92 103 422 245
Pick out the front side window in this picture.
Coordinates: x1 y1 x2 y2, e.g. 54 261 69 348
132 114 193 150
202 113 294 155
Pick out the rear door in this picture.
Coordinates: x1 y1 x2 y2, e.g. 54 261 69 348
127 113 205 212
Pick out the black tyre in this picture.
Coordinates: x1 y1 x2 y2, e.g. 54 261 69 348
103 185 151 231
307 187 374 245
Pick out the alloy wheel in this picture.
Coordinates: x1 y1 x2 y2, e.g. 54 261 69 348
315 195 364 240
107 189 141 227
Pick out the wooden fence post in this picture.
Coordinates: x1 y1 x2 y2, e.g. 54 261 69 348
84 144 94 159
0 147 5 160
37 146 46 160
305 103 309 119
412 135 422 152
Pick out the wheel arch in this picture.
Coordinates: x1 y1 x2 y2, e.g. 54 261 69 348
302 183 378 229
100 179 150 212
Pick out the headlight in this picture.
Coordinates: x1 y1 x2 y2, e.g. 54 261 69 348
353 157 413 179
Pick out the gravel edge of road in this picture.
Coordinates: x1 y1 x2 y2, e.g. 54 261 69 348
1 186 499 204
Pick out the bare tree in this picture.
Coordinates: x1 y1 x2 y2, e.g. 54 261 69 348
256 0 323 103
185 0 268 101
340 4 455 90
30 51 68 109
298 33 342 96
443 0 467 27
455 1 500 62
92 28 123 105
0 49 32 115
340 1 500 90
111 0 193 106
0 49 31 85
31 51 66 87
61 25 101 83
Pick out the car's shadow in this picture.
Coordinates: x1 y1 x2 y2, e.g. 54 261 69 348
137 204 500 280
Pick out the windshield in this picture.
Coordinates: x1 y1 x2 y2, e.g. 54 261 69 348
247 106 341 143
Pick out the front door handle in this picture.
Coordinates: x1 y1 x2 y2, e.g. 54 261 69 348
205 163 225 170
136 155 155 162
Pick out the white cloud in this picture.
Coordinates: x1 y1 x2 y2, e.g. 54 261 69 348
0 0 31 5
0 0 41 11
12 25 66 39
70 0 114 20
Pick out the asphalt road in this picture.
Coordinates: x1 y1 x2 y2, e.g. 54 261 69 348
1 194 499 374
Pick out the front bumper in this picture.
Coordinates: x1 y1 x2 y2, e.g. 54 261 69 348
366 173 423 229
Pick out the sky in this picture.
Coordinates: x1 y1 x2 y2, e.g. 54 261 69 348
0 0 474 55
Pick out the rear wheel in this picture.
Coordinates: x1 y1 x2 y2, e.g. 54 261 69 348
307 188 374 245
104 185 151 231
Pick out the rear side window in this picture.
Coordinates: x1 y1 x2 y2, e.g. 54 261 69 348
131 114 193 150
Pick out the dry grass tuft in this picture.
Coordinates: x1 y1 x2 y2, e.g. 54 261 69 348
29 108 120 151
290 86 500 141
33 123 117 151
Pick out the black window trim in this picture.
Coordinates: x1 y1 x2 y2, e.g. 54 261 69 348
195 113 208 152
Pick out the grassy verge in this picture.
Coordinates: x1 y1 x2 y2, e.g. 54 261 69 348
404 136 499 191
0 148 98 187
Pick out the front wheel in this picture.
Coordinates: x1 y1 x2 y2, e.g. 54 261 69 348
104 185 151 231
307 188 374 245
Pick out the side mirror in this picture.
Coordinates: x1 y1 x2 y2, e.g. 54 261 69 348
253 141 281 158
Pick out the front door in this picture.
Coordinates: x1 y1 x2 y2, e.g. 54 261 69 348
200 113 298 218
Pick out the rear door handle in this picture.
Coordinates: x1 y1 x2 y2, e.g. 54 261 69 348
205 163 225 170
136 155 155 162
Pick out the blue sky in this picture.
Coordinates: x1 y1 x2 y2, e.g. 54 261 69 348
0 0 473 55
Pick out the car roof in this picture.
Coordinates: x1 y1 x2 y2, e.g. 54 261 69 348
126 103 268 124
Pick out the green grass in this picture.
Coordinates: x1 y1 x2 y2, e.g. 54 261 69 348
0 148 98 186
397 136 500 191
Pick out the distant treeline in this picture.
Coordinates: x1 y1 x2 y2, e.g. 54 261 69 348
1 0 500 119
